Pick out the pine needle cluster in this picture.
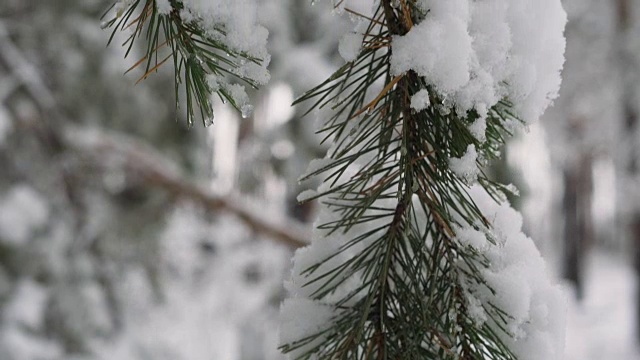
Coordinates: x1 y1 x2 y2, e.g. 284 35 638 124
280 1 525 359
102 0 266 126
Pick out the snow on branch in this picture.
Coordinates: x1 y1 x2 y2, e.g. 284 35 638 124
280 1 567 359
102 0 270 126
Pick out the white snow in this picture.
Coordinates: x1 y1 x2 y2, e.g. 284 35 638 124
449 144 480 183
179 0 269 61
459 185 567 360
224 84 251 114
338 32 363 62
150 0 271 113
155 0 172 14
279 298 337 358
454 224 487 251
410 89 431 112
390 0 567 124
468 116 487 142
565 252 640 360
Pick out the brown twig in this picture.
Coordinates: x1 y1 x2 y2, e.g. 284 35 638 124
66 128 310 249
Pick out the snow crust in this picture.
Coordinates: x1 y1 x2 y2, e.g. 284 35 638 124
390 0 567 124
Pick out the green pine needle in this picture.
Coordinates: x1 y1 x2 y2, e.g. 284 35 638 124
102 0 264 127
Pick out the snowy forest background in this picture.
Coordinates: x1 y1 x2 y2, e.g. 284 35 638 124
0 0 638 359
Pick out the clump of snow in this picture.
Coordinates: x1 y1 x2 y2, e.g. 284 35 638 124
391 4 472 93
390 0 567 124
155 0 172 14
286 163 386 303
468 116 487 142
504 183 520 197
338 32 364 62
449 144 480 183
458 185 566 360
0 185 49 246
206 75 221 93
179 0 269 62
410 89 431 111
225 83 251 114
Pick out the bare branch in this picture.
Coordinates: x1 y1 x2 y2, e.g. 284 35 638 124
65 127 310 249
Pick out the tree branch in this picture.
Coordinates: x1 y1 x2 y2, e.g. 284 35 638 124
0 20 309 249
64 127 310 249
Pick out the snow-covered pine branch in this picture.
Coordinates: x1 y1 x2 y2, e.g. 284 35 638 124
103 0 270 126
279 1 567 359
101 0 568 358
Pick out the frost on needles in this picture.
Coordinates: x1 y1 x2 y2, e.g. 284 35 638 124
280 0 567 359
103 0 270 126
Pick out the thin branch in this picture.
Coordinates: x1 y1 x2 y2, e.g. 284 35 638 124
65 127 310 249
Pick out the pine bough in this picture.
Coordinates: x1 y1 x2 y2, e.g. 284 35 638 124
102 0 270 126
105 0 568 359
280 1 567 359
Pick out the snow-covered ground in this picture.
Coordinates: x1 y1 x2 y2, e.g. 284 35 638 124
566 251 640 359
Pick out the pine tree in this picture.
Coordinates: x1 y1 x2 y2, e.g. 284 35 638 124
106 0 568 359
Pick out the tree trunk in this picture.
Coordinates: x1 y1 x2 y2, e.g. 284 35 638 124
616 0 640 342
562 155 593 300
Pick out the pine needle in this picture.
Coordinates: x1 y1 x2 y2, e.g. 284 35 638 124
135 54 172 84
